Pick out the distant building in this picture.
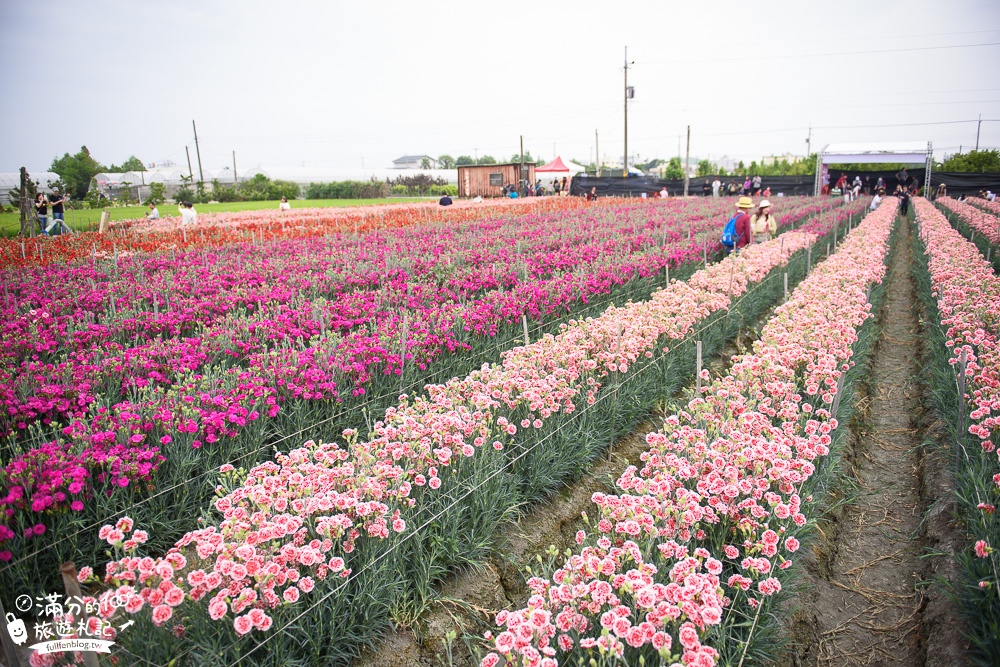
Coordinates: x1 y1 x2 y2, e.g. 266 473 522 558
392 155 436 169
762 153 803 167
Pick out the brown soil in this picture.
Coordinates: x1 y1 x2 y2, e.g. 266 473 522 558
781 215 969 667
353 417 657 667
354 286 779 667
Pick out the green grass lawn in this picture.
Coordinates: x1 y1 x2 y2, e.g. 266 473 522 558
1 198 435 237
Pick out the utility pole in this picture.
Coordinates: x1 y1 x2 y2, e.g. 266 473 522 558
806 126 812 158
233 150 238 186
623 46 634 178
520 134 525 196
683 125 691 196
185 146 194 185
595 129 600 177
19 167 32 237
192 119 204 185
976 113 982 151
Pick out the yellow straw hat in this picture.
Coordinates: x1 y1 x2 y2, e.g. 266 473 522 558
737 196 753 209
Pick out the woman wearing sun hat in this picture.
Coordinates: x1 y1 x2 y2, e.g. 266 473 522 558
750 199 777 243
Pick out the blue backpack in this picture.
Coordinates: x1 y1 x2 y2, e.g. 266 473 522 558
721 214 741 247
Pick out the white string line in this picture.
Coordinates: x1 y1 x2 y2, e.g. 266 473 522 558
5 200 797 566
154 233 820 666
1 203 839 574
1 205 834 575
0 254 698 571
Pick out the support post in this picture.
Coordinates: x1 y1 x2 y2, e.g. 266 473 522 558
61 562 100 667
956 348 968 471
683 125 691 197
695 340 703 395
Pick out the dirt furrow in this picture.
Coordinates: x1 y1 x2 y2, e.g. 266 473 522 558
784 214 968 667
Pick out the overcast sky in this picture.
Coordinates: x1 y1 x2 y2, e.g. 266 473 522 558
3 0 999 174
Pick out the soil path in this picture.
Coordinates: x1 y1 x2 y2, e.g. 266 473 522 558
784 214 968 667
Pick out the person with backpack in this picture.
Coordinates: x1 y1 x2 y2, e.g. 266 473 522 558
722 196 754 253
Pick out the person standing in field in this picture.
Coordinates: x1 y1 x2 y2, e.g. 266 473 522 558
35 193 49 235
935 182 947 199
180 201 197 225
731 196 753 252
146 202 160 219
702 179 711 197
742 176 752 196
750 199 777 243
752 174 762 194
899 189 910 217
46 187 71 235
279 196 291 211
712 178 721 198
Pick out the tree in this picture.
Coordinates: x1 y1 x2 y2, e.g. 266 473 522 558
147 182 166 204
455 155 475 166
477 155 497 165
663 157 684 180
696 159 713 177
108 155 146 172
50 146 106 200
938 149 1000 173
420 157 432 169
510 151 535 164
437 155 456 169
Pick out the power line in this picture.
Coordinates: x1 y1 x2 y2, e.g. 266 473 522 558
653 41 1000 65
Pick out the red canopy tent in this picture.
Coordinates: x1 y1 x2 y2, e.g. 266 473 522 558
535 157 571 172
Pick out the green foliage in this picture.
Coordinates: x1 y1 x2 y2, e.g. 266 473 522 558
50 146 107 200
420 157 432 169
509 151 536 164
306 180 390 199
477 155 497 165
174 186 194 204
937 149 1000 173
437 154 455 169
390 173 451 196
663 157 684 180
696 159 713 177
107 155 146 173
455 155 475 166
227 174 300 202
146 182 166 205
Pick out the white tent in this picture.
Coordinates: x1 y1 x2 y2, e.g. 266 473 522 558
815 141 933 195
0 171 61 205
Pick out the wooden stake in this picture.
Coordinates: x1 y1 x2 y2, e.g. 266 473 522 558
522 314 530 346
956 348 968 471
399 315 408 394
695 340 703 395
784 272 788 301
830 372 847 419
807 246 812 273
61 562 99 667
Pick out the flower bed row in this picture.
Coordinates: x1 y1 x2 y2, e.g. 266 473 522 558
478 200 897 667
75 220 843 666
936 196 1000 245
0 197 587 270
912 197 1000 663
1 197 863 602
967 196 1000 217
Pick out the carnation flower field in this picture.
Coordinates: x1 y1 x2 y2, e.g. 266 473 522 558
1 194 995 667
